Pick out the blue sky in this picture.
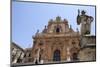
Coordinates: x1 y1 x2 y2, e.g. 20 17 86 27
12 1 96 48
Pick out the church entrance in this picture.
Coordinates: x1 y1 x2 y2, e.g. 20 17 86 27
72 53 78 61
53 49 61 61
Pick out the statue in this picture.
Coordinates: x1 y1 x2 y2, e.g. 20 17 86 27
66 47 71 61
77 10 94 35
36 29 39 34
34 48 40 64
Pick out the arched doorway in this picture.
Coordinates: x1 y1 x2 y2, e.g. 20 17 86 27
72 53 78 61
53 49 61 61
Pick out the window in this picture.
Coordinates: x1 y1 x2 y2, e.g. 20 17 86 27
39 41 43 46
56 27 60 33
39 42 43 46
72 41 76 44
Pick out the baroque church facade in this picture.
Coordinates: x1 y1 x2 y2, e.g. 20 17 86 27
32 16 80 64
30 10 96 64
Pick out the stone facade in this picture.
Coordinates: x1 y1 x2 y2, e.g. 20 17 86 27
78 35 96 61
31 13 96 64
31 16 80 64
23 48 33 63
11 42 25 64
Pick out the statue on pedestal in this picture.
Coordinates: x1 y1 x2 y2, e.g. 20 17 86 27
77 10 94 35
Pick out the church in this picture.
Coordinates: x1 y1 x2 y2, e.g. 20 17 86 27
30 10 95 64
31 16 80 64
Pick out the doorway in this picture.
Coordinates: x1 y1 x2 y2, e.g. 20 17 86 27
53 49 61 61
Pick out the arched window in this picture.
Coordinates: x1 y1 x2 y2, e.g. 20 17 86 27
53 50 61 61
39 41 43 46
72 41 76 44
39 42 43 46
56 27 60 33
